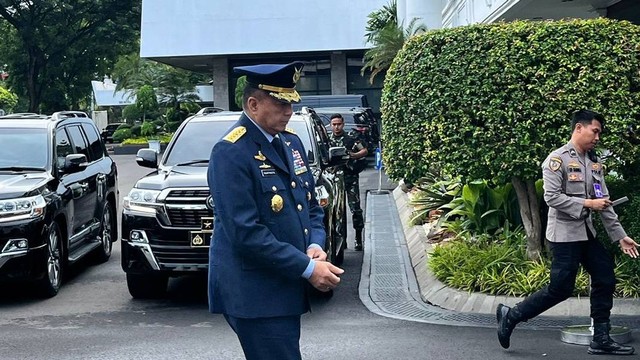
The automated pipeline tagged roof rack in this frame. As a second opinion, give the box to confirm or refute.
[51,111,89,121]
[196,107,225,115]
[0,113,48,119]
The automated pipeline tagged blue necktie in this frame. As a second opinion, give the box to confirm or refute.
[272,135,287,164]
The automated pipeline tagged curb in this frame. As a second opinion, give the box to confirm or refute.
[392,187,640,317]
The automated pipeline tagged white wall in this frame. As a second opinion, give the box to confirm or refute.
[141,0,388,57]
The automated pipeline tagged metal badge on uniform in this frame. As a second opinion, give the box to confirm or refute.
[291,149,307,175]
[594,183,603,198]
[261,168,276,177]
[569,148,577,157]
[254,151,267,161]
[568,173,583,182]
[271,194,284,212]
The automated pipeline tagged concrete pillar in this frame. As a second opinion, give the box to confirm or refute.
[330,52,347,95]
[212,57,229,110]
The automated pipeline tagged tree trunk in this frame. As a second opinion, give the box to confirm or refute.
[511,177,542,260]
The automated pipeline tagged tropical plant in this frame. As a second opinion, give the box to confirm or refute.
[0,86,18,112]
[136,85,158,123]
[408,172,461,225]
[235,76,247,109]
[362,0,426,84]
[383,19,640,259]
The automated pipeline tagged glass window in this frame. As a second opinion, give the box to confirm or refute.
[0,128,47,169]
[164,120,236,166]
[347,57,384,116]
[81,123,104,160]
[55,129,74,170]
[66,125,91,161]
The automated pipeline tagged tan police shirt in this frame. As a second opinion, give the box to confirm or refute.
[541,141,626,243]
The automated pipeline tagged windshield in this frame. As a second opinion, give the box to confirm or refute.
[0,128,48,169]
[163,118,316,166]
[163,120,236,166]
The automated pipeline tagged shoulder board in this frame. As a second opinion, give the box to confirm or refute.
[223,126,246,143]
[284,127,296,134]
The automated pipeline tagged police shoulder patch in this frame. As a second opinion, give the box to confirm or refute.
[549,157,562,171]
[284,127,296,134]
[223,126,246,143]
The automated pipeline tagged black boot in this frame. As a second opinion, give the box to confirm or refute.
[588,322,635,355]
[496,304,521,349]
[354,229,363,251]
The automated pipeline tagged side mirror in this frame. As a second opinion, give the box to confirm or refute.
[328,146,349,167]
[136,148,158,169]
[63,154,88,174]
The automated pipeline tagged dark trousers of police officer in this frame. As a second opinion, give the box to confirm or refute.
[344,171,364,251]
[497,226,634,355]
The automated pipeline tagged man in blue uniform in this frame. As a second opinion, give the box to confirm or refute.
[207,62,344,360]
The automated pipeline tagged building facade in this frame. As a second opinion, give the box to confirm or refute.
[140,0,639,111]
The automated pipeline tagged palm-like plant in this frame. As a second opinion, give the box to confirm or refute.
[362,17,427,84]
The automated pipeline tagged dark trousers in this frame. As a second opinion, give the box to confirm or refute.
[224,314,302,360]
[344,172,364,230]
[516,229,616,323]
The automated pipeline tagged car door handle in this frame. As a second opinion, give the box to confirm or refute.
[97,174,106,182]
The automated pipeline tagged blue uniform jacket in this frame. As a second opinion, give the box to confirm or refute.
[207,114,326,318]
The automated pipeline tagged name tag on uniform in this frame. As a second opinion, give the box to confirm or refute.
[594,183,603,198]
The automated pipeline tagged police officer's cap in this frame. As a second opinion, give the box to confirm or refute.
[234,61,304,104]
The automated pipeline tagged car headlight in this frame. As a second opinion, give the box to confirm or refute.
[0,195,46,222]
[123,189,162,215]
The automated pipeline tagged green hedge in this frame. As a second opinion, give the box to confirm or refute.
[382,18,640,184]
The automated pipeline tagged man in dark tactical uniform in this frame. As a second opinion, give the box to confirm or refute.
[496,109,638,356]
[328,113,368,251]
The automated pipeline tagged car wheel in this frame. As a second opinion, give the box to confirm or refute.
[94,202,114,263]
[126,273,168,299]
[36,222,63,298]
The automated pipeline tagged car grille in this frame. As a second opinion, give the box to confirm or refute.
[164,188,212,228]
[151,244,209,266]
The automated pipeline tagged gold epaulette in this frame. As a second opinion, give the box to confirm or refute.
[284,127,296,134]
[223,126,246,143]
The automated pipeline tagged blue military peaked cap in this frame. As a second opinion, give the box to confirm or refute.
[234,61,304,103]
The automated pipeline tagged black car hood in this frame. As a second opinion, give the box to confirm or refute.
[0,172,51,199]
[134,165,209,190]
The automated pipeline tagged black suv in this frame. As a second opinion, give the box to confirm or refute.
[0,111,119,297]
[100,122,125,143]
[121,108,348,298]
[313,106,381,153]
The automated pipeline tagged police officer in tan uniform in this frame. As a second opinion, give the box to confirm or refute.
[496,110,639,356]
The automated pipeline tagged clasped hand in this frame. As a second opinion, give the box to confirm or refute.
[306,248,344,292]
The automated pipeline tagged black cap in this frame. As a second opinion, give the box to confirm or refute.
[234,61,304,103]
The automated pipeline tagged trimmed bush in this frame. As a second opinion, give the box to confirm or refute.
[140,121,156,136]
[130,125,141,137]
[383,18,640,184]
[112,128,132,143]
[0,86,18,112]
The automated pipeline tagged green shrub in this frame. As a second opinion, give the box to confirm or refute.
[112,128,132,143]
[122,104,143,123]
[383,18,640,184]
[427,229,634,297]
[130,125,141,137]
[0,87,18,112]
[153,119,165,132]
[140,121,156,136]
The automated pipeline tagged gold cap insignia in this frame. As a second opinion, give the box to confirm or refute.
[271,194,284,212]
[254,151,266,161]
[223,126,246,143]
[293,66,302,84]
[549,157,562,172]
